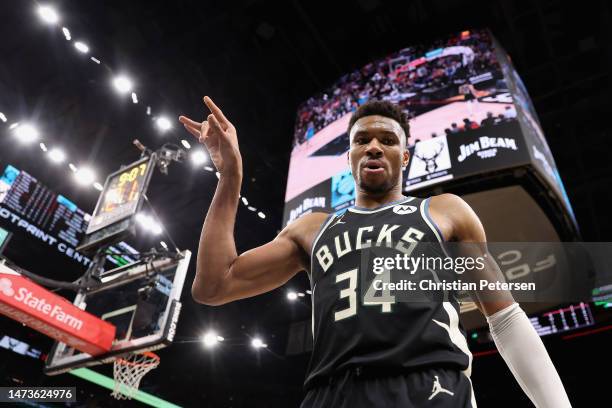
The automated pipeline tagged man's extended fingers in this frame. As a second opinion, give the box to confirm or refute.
[180,115,213,143]
[179,115,202,129]
[200,121,210,139]
[183,123,201,139]
[203,96,229,126]
[208,114,224,134]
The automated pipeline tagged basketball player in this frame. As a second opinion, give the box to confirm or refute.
[179,98,571,407]
[458,83,479,117]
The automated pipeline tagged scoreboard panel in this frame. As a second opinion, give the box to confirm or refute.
[0,164,89,247]
[86,156,154,235]
[0,163,138,273]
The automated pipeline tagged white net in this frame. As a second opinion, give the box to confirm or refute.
[112,351,160,400]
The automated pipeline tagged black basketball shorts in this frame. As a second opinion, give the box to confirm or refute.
[301,367,476,408]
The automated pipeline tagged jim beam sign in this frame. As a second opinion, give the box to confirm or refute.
[457,136,518,162]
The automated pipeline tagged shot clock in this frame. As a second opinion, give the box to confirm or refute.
[77,154,156,253]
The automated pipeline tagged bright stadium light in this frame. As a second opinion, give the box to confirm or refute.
[298,292,305,297]
[191,150,207,166]
[68,163,77,172]
[136,213,163,235]
[160,241,168,250]
[112,75,133,94]
[48,148,66,163]
[38,5,59,24]
[93,182,103,191]
[151,222,163,235]
[0,112,6,122]
[247,206,256,212]
[74,41,89,53]
[62,27,71,40]
[251,337,267,349]
[155,116,172,132]
[306,290,312,295]
[241,197,248,206]
[39,143,48,152]
[287,291,298,301]
[74,167,95,186]
[9,122,19,130]
[202,331,221,348]
[257,211,266,219]
[131,92,138,104]
[135,213,148,225]
[14,123,39,144]
[181,139,191,149]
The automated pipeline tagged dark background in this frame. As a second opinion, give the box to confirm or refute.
[0,0,611,407]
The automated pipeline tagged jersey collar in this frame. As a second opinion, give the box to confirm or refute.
[348,196,415,214]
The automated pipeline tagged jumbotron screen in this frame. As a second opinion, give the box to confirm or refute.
[284,29,523,226]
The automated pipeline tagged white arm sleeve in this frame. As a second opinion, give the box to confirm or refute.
[486,303,571,408]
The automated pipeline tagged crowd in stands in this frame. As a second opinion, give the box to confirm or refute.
[294,30,502,146]
[424,105,518,143]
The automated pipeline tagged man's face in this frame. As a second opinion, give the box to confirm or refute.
[349,115,409,195]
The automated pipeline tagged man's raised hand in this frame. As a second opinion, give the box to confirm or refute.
[179,96,242,177]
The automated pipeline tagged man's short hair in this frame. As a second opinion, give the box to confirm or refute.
[347,100,410,145]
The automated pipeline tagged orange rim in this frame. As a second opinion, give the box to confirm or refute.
[116,351,160,367]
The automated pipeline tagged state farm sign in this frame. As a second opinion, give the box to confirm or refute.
[1,278,83,330]
[0,266,115,356]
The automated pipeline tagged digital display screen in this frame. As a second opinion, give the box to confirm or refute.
[283,29,527,225]
[86,156,152,235]
[0,226,10,254]
[592,284,612,310]
[468,302,596,344]
[529,303,595,337]
[491,36,576,224]
[0,163,138,272]
[0,334,43,360]
[0,164,89,247]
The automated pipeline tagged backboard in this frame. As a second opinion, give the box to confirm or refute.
[44,250,191,375]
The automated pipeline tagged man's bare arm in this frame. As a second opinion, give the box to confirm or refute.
[430,193,571,407]
[193,210,326,306]
[180,97,327,305]
[429,193,513,315]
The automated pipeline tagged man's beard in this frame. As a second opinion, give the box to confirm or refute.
[358,176,397,195]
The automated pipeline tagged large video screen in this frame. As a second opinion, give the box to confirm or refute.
[284,29,529,225]
[0,163,139,278]
[490,36,576,224]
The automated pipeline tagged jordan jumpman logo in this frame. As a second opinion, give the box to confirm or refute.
[428,375,454,400]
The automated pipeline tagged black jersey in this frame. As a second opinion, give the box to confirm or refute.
[459,84,475,101]
[304,196,472,390]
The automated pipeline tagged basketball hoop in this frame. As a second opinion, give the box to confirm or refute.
[111,351,160,400]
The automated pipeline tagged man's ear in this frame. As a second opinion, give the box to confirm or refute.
[345,151,351,173]
[402,149,410,169]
